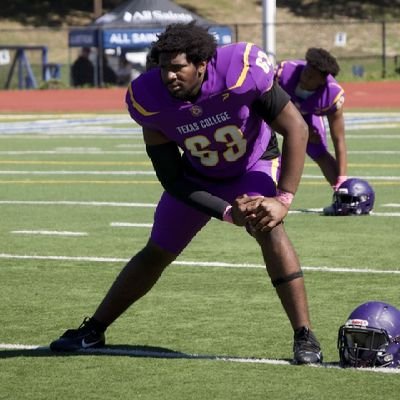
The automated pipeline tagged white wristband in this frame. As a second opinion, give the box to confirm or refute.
[222,205,233,223]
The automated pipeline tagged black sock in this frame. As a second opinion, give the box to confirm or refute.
[88,317,108,333]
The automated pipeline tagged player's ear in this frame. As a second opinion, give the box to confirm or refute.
[198,61,207,76]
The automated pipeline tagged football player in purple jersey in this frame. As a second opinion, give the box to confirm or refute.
[275,48,348,213]
[50,23,322,364]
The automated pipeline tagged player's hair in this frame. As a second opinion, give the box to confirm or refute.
[305,48,340,77]
[149,22,217,65]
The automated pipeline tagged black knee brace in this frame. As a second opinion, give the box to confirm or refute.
[271,270,304,287]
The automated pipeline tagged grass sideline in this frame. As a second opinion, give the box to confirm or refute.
[0,112,399,399]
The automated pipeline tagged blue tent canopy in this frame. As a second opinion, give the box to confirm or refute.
[68,0,233,49]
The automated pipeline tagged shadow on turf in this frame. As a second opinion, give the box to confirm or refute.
[0,343,292,364]
[5,345,400,373]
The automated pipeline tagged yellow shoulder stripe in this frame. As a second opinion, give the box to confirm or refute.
[320,88,344,112]
[228,42,253,90]
[127,85,159,117]
[332,88,345,105]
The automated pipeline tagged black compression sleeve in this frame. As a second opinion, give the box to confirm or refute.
[146,142,230,220]
[252,81,290,124]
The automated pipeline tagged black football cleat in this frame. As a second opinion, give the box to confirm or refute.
[50,317,105,352]
[293,326,323,365]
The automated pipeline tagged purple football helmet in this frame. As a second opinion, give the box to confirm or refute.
[338,301,400,368]
[332,178,375,215]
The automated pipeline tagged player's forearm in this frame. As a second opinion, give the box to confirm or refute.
[146,143,230,220]
[334,139,348,177]
[167,181,229,220]
[278,130,307,194]
[329,111,347,168]
[270,103,308,195]
[330,119,348,177]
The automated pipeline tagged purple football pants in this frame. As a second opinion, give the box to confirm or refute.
[303,114,328,160]
[150,157,281,254]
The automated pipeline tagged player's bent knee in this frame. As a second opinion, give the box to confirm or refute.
[271,270,304,287]
[141,240,178,266]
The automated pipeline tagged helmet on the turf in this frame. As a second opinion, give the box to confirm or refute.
[332,178,375,215]
[338,301,400,368]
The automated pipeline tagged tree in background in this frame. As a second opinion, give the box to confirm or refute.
[1,0,400,26]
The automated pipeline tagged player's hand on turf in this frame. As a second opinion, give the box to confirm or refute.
[231,194,264,226]
[246,197,288,232]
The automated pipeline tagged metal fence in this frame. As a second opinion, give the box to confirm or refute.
[233,20,400,80]
[0,20,399,89]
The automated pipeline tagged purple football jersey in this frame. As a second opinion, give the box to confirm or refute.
[275,60,345,116]
[126,42,275,179]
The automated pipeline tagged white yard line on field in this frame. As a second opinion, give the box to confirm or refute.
[369,212,400,217]
[302,175,400,181]
[0,149,399,156]
[0,200,157,207]
[0,150,146,155]
[346,128,400,133]
[0,135,138,139]
[1,200,399,217]
[348,150,400,154]
[0,172,398,180]
[0,253,399,275]
[289,209,400,217]
[0,343,398,374]
[0,170,155,175]
[0,113,128,120]
[110,222,153,228]
[11,230,88,236]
